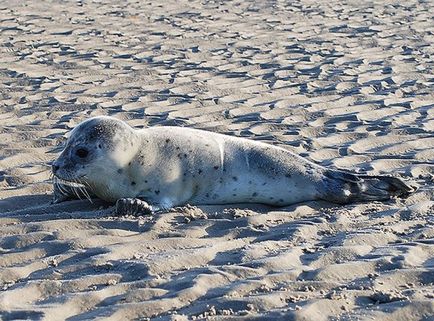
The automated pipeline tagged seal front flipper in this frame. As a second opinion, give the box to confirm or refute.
[115,198,155,216]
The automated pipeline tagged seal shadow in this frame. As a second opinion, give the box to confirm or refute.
[1,310,44,321]
[195,201,334,239]
[0,194,111,221]
[0,194,53,214]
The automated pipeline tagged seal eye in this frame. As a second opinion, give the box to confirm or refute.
[76,148,88,158]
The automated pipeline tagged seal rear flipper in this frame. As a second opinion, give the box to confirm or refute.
[321,170,417,204]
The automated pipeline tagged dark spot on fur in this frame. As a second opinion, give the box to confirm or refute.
[177,153,182,158]
[252,192,258,197]
[285,173,292,178]
[205,193,210,198]
[262,182,267,185]
[198,169,202,174]
[165,139,170,143]
[176,146,180,150]
[232,176,238,181]
[98,144,102,148]
[131,181,136,185]
[117,169,123,174]
[279,199,284,202]
[248,180,252,184]
[128,162,131,166]
[183,172,187,176]
[214,166,219,170]
[155,190,160,195]
[270,197,274,200]
[144,180,148,183]
[192,184,199,195]
[219,178,223,183]
[233,193,237,196]
[183,153,187,158]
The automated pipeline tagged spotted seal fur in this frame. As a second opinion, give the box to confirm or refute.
[52,116,415,214]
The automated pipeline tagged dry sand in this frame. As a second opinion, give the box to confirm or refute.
[0,0,433,320]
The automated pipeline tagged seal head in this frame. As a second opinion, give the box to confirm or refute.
[52,116,139,201]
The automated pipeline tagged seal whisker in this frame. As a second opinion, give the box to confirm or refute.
[79,186,90,202]
[54,177,67,196]
[74,178,85,201]
[73,176,92,203]
[80,180,93,204]
[83,181,95,204]
[68,175,82,200]
[54,180,62,195]
[59,183,68,196]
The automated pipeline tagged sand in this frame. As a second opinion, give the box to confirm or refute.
[0,0,433,320]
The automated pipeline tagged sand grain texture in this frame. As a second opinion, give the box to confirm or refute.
[0,0,433,320]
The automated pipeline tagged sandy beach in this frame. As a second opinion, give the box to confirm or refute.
[0,0,433,320]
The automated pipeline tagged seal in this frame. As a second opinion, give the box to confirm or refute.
[52,116,415,215]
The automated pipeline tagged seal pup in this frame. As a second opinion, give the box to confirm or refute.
[52,116,415,215]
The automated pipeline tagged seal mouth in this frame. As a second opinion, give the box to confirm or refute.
[52,174,93,203]
[54,177,87,188]
[51,172,86,188]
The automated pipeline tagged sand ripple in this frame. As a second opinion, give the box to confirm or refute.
[1,0,433,320]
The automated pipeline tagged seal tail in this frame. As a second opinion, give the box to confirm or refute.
[321,170,416,204]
